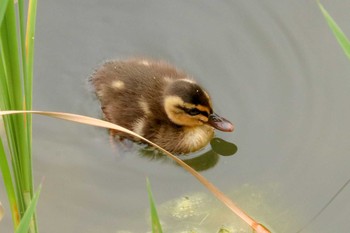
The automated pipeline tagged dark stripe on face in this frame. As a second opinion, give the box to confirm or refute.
[178,106,209,117]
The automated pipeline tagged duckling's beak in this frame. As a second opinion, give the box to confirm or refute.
[207,112,234,132]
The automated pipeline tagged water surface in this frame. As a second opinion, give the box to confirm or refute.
[1,1,350,232]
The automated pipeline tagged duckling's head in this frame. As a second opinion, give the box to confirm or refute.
[163,80,234,132]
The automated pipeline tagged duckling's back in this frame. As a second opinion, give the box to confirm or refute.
[91,59,188,134]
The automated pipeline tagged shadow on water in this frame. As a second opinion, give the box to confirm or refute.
[137,137,238,171]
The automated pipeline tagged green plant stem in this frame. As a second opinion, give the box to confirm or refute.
[15,184,42,233]
[24,0,38,201]
[318,1,350,60]
[0,15,27,216]
[146,178,163,233]
[0,0,10,25]
[0,139,20,227]
[0,0,37,231]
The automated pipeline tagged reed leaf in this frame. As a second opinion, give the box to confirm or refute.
[0,0,10,26]
[22,1,37,189]
[146,178,163,233]
[24,0,38,110]
[318,1,350,60]
[15,183,42,233]
[0,137,20,226]
[0,0,28,223]
[23,6,37,231]
[0,0,38,231]
[0,110,271,233]
[18,0,27,85]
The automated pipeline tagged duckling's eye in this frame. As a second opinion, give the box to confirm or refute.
[187,108,201,116]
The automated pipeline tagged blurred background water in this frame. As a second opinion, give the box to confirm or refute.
[1,1,350,232]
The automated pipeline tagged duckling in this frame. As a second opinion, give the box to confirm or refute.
[91,58,234,154]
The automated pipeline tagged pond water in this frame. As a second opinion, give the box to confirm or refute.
[1,1,350,232]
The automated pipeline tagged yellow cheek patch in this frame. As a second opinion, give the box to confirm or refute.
[197,115,208,122]
[164,95,210,126]
[195,105,210,114]
[164,96,184,111]
[164,96,185,125]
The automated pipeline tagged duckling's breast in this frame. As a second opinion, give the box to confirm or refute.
[178,125,215,153]
[150,124,214,154]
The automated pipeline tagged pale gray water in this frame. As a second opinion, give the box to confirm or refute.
[1,1,350,232]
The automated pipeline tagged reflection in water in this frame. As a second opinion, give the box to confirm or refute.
[180,150,219,171]
[136,137,237,171]
[210,137,238,156]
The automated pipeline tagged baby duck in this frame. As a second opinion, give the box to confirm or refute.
[91,58,234,154]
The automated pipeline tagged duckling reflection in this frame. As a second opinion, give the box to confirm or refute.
[91,58,234,154]
[137,137,237,171]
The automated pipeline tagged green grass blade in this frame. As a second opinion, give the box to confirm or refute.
[146,178,163,233]
[0,138,20,227]
[23,0,38,185]
[1,1,23,110]
[23,1,38,230]
[0,52,11,109]
[3,0,32,212]
[0,0,10,26]
[18,0,27,88]
[15,183,42,233]
[0,13,17,111]
[24,0,37,111]
[0,4,27,216]
[1,0,37,231]
[318,2,350,60]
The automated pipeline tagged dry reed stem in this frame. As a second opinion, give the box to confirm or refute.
[0,110,271,233]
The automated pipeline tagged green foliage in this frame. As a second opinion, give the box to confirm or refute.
[146,178,163,233]
[15,184,42,233]
[318,1,350,60]
[0,0,38,232]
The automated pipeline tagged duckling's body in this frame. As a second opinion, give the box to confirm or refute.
[91,59,233,154]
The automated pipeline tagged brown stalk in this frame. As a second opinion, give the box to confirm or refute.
[0,110,271,233]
